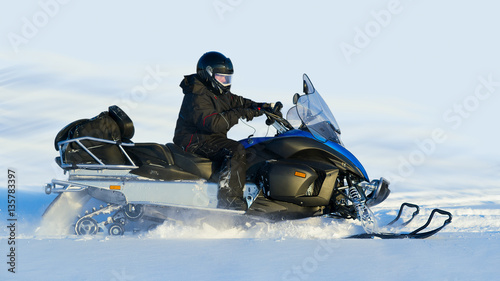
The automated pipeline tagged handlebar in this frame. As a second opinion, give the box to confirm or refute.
[263,102,294,131]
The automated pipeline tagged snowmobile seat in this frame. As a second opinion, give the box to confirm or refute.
[105,105,177,167]
[124,143,174,167]
[125,143,203,181]
[166,143,216,180]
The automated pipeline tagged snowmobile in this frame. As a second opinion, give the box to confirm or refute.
[43,74,451,238]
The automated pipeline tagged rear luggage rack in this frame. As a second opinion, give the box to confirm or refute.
[57,136,138,170]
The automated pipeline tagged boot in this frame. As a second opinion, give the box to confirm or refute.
[217,155,247,211]
[217,180,247,211]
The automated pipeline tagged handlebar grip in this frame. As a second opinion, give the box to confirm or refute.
[273,102,283,114]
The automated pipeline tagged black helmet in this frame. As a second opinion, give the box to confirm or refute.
[197,51,234,94]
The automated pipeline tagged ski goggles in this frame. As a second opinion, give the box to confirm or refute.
[214,73,232,86]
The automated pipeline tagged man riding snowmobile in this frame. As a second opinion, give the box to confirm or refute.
[173,51,274,211]
[44,67,452,238]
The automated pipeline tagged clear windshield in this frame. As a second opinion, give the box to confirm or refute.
[286,74,343,145]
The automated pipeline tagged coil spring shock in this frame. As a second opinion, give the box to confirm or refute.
[347,177,378,234]
[348,185,362,205]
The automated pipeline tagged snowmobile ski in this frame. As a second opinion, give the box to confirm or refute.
[347,202,453,239]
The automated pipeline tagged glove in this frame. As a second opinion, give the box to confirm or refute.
[253,103,273,112]
[234,108,260,121]
[254,102,283,117]
[253,106,265,118]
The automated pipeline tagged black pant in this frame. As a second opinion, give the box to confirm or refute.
[192,136,246,198]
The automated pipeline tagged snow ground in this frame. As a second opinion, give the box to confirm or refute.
[1,0,500,280]
[4,233,500,281]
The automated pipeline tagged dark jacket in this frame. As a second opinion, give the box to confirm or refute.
[173,74,256,152]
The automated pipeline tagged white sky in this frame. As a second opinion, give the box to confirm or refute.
[1,0,499,188]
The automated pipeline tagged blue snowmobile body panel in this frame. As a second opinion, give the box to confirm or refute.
[240,129,369,181]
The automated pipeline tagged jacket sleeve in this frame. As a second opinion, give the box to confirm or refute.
[229,92,256,109]
[192,94,240,134]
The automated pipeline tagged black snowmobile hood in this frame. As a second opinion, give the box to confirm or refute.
[179,74,213,96]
